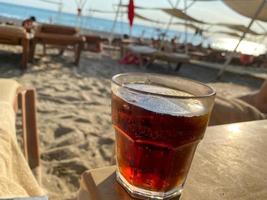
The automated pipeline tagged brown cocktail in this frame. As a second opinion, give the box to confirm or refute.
[112,73,215,199]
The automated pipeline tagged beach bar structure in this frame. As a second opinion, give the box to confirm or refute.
[114,0,267,77]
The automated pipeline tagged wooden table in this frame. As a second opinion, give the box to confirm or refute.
[78,120,267,200]
[124,45,190,70]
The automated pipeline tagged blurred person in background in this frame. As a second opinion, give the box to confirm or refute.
[22,16,37,33]
[210,79,267,125]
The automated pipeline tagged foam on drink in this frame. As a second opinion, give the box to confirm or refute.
[114,83,207,117]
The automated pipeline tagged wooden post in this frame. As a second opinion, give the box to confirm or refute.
[29,39,36,63]
[20,89,41,183]
[25,90,39,167]
[75,42,82,66]
[21,38,29,69]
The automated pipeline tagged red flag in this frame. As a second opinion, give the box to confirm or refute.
[128,0,135,27]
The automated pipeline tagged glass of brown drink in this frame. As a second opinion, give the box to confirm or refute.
[112,73,215,199]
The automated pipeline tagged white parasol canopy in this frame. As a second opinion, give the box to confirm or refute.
[224,0,267,22]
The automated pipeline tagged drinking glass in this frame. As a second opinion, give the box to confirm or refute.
[111,73,215,199]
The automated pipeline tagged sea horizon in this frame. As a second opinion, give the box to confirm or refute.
[0,2,184,39]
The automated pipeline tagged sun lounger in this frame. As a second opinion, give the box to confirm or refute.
[0,79,46,198]
[189,51,209,61]
[125,45,190,70]
[0,79,40,182]
[120,38,141,57]
[125,45,157,55]
[29,24,84,66]
[149,51,190,70]
[0,25,30,69]
[82,35,103,53]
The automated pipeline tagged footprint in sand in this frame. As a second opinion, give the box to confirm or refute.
[48,159,88,189]
[93,114,107,125]
[60,114,77,119]
[59,95,81,102]
[84,101,102,106]
[98,137,115,161]
[99,144,114,161]
[80,91,91,102]
[38,103,58,113]
[75,117,91,123]
[51,159,88,176]
[54,85,66,92]
[54,125,75,138]
[42,96,67,104]
[50,131,85,148]
[41,174,71,195]
[98,137,114,145]
[91,80,98,87]
[79,85,92,90]
[41,146,80,161]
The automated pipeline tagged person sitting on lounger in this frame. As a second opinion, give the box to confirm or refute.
[210,79,267,125]
[239,80,267,113]
[22,16,37,33]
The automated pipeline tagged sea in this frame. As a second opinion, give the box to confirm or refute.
[0,2,266,56]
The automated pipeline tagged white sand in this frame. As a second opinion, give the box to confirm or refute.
[0,44,255,199]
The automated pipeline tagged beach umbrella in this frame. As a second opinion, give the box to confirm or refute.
[135,13,163,24]
[88,9,118,14]
[216,23,261,36]
[74,0,87,29]
[163,0,181,41]
[224,0,267,22]
[75,0,87,16]
[109,0,122,43]
[217,0,266,79]
[135,13,191,26]
[213,31,242,38]
[128,0,135,28]
[161,8,206,24]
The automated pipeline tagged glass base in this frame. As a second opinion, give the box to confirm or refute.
[116,171,183,200]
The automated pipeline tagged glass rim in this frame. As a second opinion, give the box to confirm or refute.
[112,73,216,99]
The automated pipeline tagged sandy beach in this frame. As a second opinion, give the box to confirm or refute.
[0,43,263,199]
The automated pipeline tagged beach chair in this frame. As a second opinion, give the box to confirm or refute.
[148,51,190,71]
[120,38,141,58]
[0,25,30,69]
[0,79,40,182]
[189,51,210,61]
[82,35,102,53]
[29,23,84,66]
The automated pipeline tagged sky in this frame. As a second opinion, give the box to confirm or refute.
[0,0,250,23]
[0,0,266,34]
